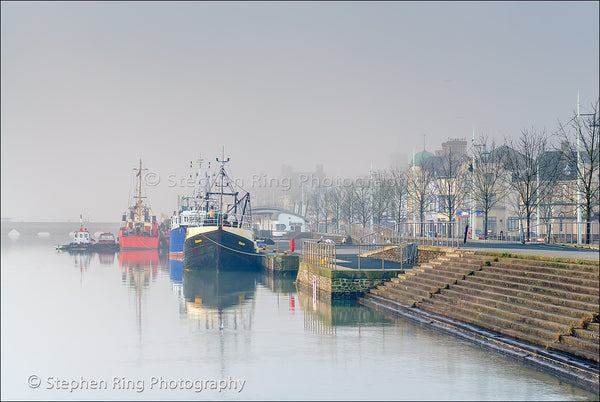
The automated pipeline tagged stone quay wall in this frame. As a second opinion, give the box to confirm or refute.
[416,245,456,264]
[261,254,299,276]
[297,260,403,300]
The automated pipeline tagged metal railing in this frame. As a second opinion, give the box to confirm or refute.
[183,211,254,231]
[360,221,460,248]
[499,221,599,245]
[302,240,337,270]
[356,242,415,270]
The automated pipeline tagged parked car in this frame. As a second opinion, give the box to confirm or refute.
[467,228,484,240]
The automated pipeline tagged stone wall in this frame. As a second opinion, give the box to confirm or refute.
[366,243,418,264]
[261,254,299,276]
[296,262,332,300]
[330,276,388,298]
[416,246,456,264]
[296,260,403,300]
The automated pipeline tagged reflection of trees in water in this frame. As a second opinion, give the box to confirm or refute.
[182,269,260,330]
[261,271,297,294]
[297,290,336,336]
[296,289,395,335]
[304,309,337,336]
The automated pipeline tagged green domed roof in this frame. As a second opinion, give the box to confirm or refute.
[412,149,434,167]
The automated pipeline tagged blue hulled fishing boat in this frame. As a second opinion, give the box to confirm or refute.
[169,157,212,259]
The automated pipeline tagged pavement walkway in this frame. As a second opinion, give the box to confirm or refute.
[458,242,599,261]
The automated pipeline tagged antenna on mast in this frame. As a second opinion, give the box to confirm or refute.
[137,159,142,208]
[216,146,230,227]
[132,159,148,222]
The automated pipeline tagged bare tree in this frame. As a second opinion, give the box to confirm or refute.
[305,187,323,232]
[353,177,373,230]
[319,189,331,233]
[407,163,435,236]
[340,183,356,235]
[557,99,600,244]
[537,183,561,243]
[503,129,562,242]
[388,166,409,225]
[431,151,470,238]
[372,170,393,226]
[328,185,344,233]
[472,137,504,239]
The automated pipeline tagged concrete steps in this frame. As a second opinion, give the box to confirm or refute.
[469,270,599,297]
[418,301,597,361]
[453,277,598,312]
[485,262,599,283]
[433,288,583,329]
[493,258,599,273]
[446,282,596,319]
[465,275,598,304]
[392,269,471,287]
[363,250,600,363]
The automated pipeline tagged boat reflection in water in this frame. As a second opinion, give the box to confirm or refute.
[119,250,161,334]
[97,250,117,265]
[182,265,260,330]
[59,248,118,266]
[170,259,183,285]
[67,250,92,285]
[169,259,186,314]
[119,250,159,285]
[69,250,92,271]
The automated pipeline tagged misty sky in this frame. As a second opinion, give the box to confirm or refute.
[1,1,599,222]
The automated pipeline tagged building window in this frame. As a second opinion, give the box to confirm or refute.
[507,217,519,232]
[485,216,497,235]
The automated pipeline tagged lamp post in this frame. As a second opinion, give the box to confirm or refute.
[472,130,475,237]
[577,94,599,245]
[576,92,582,244]
[536,161,540,240]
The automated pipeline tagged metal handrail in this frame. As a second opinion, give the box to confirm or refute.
[357,241,417,270]
[360,221,460,248]
[301,240,337,270]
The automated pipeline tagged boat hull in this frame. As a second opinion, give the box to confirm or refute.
[119,234,160,250]
[94,242,119,252]
[170,226,186,253]
[56,243,94,252]
[183,226,260,271]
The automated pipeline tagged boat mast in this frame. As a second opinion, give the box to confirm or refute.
[216,147,229,227]
[192,156,205,209]
[137,159,143,222]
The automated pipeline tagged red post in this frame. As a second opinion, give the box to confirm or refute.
[290,239,295,252]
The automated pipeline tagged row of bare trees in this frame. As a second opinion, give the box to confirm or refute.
[300,101,599,243]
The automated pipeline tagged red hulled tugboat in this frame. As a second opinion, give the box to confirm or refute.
[118,159,161,250]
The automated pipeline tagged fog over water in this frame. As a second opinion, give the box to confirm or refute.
[1,226,597,400]
[1,1,598,221]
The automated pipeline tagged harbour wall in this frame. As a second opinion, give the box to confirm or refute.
[296,261,403,300]
[261,254,299,276]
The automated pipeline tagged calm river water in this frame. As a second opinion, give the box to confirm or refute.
[1,222,597,401]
